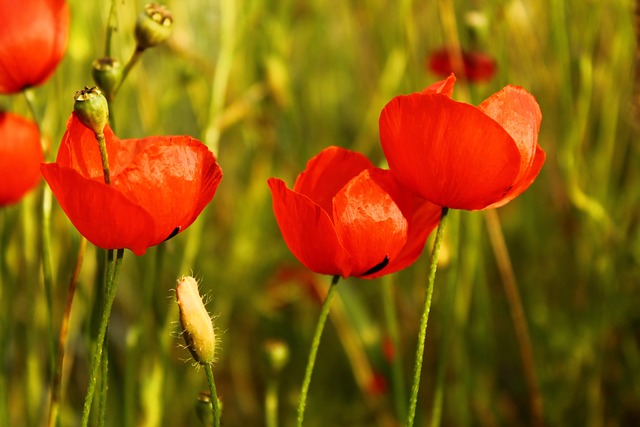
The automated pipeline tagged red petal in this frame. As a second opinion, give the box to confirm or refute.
[484,145,545,209]
[41,164,157,255]
[380,93,521,210]
[332,169,408,277]
[113,135,222,243]
[268,178,352,277]
[0,113,43,205]
[293,146,373,214]
[428,48,496,83]
[421,74,456,97]
[0,0,69,93]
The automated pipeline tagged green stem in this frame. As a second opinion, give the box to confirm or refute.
[95,133,111,185]
[406,207,449,427]
[296,275,340,427]
[97,332,109,427]
[381,275,407,420]
[80,248,124,427]
[204,364,221,427]
[104,0,119,57]
[48,237,87,427]
[265,377,279,427]
[115,48,145,96]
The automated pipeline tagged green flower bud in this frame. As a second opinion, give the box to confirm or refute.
[135,3,173,50]
[196,391,223,427]
[92,57,123,101]
[263,339,290,375]
[73,86,109,136]
[176,276,216,365]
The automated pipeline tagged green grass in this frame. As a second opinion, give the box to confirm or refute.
[1,0,639,426]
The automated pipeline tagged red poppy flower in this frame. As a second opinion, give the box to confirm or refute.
[41,114,223,255]
[267,146,441,279]
[427,47,496,83]
[0,112,44,206]
[0,0,69,94]
[380,74,545,210]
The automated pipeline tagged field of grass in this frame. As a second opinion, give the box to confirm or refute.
[1,0,639,426]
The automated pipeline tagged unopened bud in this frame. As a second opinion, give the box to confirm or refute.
[73,86,109,136]
[92,57,123,101]
[176,276,216,364]
[263,339,289,375]
[135,3,173,50]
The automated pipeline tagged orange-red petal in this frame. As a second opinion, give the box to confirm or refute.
[268,178,353,277]
[332,169,408,277]
[0,113,43,205]
[293,146,374,215]
[380,92,521,210]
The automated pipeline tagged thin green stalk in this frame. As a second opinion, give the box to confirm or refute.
[48,237,87,427]
[296,275,340,427]
[116,48,144,95]
[204,364,221,427]
[406,207,449,427]
[80,248,124,427]
[95,133,111,185]
[104,0,119,57]
[381,275,407,420]
[265,377,279,427]
[98,333,109,427]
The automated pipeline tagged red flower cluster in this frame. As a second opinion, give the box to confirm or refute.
[380,75,544,210]
[41,114,223,255]
[0,0,69,94]
[268,74,544,279]
[427,47,496,83]
[268,147,441,279]
[0,113,44,206]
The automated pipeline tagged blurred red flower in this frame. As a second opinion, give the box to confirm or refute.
[427,47,496,82]
[380,75,545,210]
[0,0,69,94]
[0,112,44,206]
[268,146,441,279]
[41,114,223,255]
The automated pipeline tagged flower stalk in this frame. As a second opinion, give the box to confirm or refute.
[406,207,449,427]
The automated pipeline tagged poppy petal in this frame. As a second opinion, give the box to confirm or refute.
[41,164,157,255]
[421,74,456,97]
[484,145,546,209]
[293,146,374,215]
[332,169,408,277]
[268,178,353,277]
[380,93,521,210]
[479,85,542,182]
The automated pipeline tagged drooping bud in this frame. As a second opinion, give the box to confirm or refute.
[92,57,123,101]
[135,3,173,50]
[176,276,216,364]
[73,86,109,136]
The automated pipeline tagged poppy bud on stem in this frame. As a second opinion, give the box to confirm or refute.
[73,87,111,184]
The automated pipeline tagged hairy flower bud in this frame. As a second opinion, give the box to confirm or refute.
[176,276,216,364]
[92,57,122,101]
[73,86,109,136]
[135,3,173,50]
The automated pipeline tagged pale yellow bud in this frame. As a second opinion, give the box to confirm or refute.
[176,276,216,364]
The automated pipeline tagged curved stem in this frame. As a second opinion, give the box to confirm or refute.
[204,364,221,427]
[296,275,340,427]
[115,48,144,96]
[484,209,544,427]
[406,207,449,427]
[47,237,87,427]
[80,248,124,427]
[104,0,119,57]
[94,133,111,185]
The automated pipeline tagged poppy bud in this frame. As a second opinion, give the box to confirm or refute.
[73,86,109,137]
[195,391,222,426]
[176,276,216,365]
[92,57,122,101]
[135,3,173,50]
[263,339,290,375]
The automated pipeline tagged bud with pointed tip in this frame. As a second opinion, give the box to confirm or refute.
[73,86,109,136]
[176,276,216,365]
[135,3,173,50]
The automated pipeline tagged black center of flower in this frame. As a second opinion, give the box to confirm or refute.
[164,226,181,241]
[361,256,390,276]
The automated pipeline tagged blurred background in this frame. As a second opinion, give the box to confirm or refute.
[1,0,638,426]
